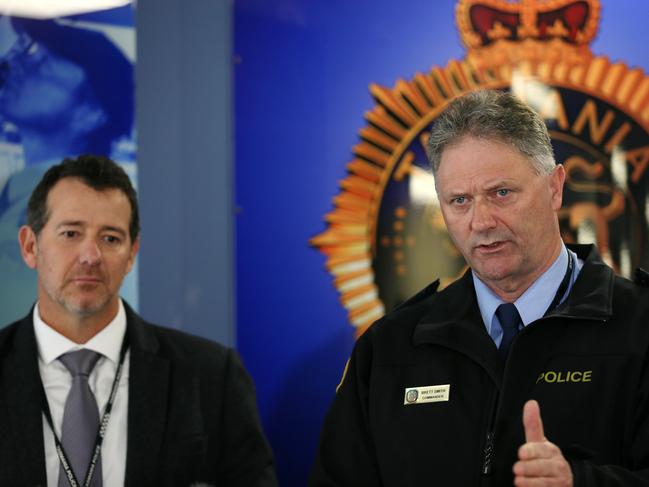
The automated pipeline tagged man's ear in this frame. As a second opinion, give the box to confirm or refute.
[550,164,566,211]
[125,236,140,274]
[18,225,38,269]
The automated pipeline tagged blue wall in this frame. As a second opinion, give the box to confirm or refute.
[137,0,234,346]
[233,3,460,484]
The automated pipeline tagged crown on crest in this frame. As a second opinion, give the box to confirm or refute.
[456,0,600,65]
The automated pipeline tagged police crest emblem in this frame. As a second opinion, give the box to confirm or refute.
[312,0,649,335]
[405,389,419,404]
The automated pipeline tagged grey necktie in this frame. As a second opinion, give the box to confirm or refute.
[58,349,103,487]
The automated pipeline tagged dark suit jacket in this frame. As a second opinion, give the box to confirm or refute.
[0,302,278,487]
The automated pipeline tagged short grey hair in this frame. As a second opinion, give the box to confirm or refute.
[427,90,555,175]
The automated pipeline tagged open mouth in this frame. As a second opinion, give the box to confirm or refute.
[476,241,507,252]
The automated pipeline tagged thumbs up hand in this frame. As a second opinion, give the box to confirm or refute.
[513,400,573,486]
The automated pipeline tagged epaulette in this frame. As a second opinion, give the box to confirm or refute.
[393,279,440,312]
[634,267,649,287]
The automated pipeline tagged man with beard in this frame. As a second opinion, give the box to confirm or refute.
[310,90,649,486]
[0,154,277,487]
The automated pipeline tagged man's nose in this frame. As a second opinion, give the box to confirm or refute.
[470,199,497,232]
[78,238,101,265]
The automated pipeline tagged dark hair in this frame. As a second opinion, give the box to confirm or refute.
[10,17,134,154]
[27,154,140,241]
[427,90,555,175]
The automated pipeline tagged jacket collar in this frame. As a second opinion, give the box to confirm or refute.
[412,266,503,383]
[548,244,613,321]
[122,301,170,487]
[411,244,613,381]
[2,312,48,486]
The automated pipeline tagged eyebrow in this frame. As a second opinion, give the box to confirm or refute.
[444,190,467,199]
[56,221,128,236]
[441,179,518,197]
[484,181,508,191]
[483,179,517,191]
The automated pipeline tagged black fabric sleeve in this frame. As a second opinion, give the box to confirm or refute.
[309,332,383,487]
[219,348,279,487]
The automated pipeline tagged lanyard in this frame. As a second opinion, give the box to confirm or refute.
[40,335,129,487]
[543,248,575,316]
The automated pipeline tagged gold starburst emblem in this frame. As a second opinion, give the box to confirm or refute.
[312,0,649,336]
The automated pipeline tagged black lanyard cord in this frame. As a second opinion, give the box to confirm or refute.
[40,335,129,487]
[543,248,575,317]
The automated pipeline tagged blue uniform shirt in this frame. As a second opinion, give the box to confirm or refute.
[472,245,583,348]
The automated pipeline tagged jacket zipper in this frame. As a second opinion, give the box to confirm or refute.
[481,387,499,475]
[480,326,523,477]
[478,315,595,477]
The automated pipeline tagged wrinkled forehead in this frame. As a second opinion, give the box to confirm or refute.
[434,136,540,190]
[439,134,530,163]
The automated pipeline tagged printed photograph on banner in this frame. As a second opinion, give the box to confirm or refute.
[0,7,136,327]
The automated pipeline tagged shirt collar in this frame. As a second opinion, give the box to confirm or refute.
[473,244,569,334]
[33,300,127,365]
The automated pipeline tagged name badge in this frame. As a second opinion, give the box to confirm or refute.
[403,384,450,405]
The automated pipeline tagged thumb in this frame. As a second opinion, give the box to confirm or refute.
[523,399,546,443]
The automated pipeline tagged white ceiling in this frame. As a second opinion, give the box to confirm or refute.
[0,0,131,19]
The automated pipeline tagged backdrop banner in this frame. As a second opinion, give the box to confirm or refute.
[0,6,136,327]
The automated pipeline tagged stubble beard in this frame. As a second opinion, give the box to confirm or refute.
[61,289,112,318]
[47,279,114,320]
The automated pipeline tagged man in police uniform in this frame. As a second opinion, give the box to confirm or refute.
[310,90,649,486]
[0,155,278,486]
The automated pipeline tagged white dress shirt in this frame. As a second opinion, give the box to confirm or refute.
[34,300,129,487]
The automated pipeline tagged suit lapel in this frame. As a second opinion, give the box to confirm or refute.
[124,306,170,487]
[1,316,47,485]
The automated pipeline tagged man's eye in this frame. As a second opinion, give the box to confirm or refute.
[62,230,77,238]
[452,196,466,205]
[104,235,121,244]
[496,188,510,197]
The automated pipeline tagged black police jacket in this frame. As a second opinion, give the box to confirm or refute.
[310,244,649,486]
